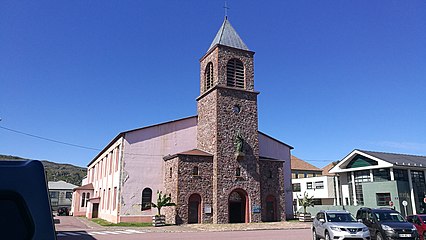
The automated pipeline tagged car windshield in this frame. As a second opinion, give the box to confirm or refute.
[326,213,357,222]
[374,212,405,222]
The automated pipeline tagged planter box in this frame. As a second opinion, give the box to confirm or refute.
[152,215,166,227]
[298,213,312,222]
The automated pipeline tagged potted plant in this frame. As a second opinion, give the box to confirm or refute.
[297,191,315,222]
[151,191,176,227]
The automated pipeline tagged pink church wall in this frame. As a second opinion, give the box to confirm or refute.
[120,117,197,217]
[258,132,293,219]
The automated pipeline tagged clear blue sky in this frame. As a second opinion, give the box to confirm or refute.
[1,0,425,168]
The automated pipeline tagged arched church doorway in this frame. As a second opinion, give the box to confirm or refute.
[228,189,248,223]
[188,194,201,224]
[265,195,277,222]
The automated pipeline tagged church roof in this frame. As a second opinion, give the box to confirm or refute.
[208,17,249,52]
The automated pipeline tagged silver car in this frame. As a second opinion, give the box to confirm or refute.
[312,210,370,240]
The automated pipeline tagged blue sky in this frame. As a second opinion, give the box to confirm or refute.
[1,0,425,168]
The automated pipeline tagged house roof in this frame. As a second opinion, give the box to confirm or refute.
[208,17,249,52]
[74,183,93,191]
[48,180,78,190]
[322,162,338,176]
[291,156,322,171]
[359,150,426,167]
[163,149,213,161]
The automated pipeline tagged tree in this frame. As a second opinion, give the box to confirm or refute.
[151,191,176,216]
[298,191,315,214]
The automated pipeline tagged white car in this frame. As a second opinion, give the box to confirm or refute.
[312,210,370,240]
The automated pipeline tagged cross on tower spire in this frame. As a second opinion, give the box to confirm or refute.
[224,1,229,19]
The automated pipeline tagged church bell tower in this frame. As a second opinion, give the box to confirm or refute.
[196,17,261,224]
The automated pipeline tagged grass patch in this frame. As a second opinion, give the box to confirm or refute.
[91,218,152,227]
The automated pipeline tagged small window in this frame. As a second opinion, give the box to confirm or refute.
[306,182,313,189]
[49,191,59,199]
[86,193,90,207]
[226,58,244,88]
[66,192,72,199]
[205,62,214,91]
[81,193,86,207]
[376,193,391,206]
[292,183,301,192]
[268,170,273,178]
[236,167,241,177]
[169,167,172,178]
[141,188,152,211]
[315,181,324,189]
[192,166,199,176]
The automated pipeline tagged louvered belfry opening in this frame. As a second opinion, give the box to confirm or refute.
[226,58,244,88]
[204,62,214,91]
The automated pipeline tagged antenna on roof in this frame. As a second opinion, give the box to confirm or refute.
[224,1,229,19]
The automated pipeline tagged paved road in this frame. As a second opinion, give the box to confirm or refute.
[57,229,311,240]
[55,216,312,240]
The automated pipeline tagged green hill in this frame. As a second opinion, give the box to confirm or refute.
[0,154,87,186]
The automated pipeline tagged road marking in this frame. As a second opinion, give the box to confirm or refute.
[57,230,146,238]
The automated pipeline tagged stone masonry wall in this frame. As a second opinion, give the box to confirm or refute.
[175,155,213,224]
[259,160,286,221]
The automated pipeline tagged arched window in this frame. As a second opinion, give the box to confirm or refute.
[226,58,244,88]
[192,166,199,176]
[141,188,152,211]
[81,193,86,207]
[204,62,213,91]
[86,193,90,207]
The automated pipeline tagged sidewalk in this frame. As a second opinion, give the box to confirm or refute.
[69,217,311,233]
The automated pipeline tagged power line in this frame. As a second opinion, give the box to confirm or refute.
[0,125,101,151]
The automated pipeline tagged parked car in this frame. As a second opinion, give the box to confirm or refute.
[407,214,426,240]
[356,207,419,240]
[312,210,370,240]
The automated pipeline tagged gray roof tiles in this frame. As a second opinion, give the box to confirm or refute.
[360,150,426,167]
[208,18,249,52]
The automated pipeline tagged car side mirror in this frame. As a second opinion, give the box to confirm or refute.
[357,219,363,223]
[319,219,325,223]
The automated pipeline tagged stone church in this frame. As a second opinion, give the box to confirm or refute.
[71,17,293,224]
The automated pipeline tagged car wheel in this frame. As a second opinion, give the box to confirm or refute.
[376,232,384,240]
[312,229,319,240]
[325,231,331,240]
[422,231,426,240]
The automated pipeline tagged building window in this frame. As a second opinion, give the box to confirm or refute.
[49,191,59,199]
[141,188,152,211]
[86,193,90,207]
[373,169,391,182]
[376,193,391,206]
[354,170,371,205]
[81,193,86,207]
[293,172,299,179]
[205,62,213,91]
[394,169,409,181]
[113,187,117,210]
[315,181,324,189]
[268,170,273,178]
[226,58,244,88]
[169,167,172,178]
[236,167,241,177]
[66,192,72,199]
[307,182,313,189]
[292,183,301,192]
[192,166,199,176]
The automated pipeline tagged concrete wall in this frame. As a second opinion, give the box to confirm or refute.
[120,117,197,219]
[258,133,292,219]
